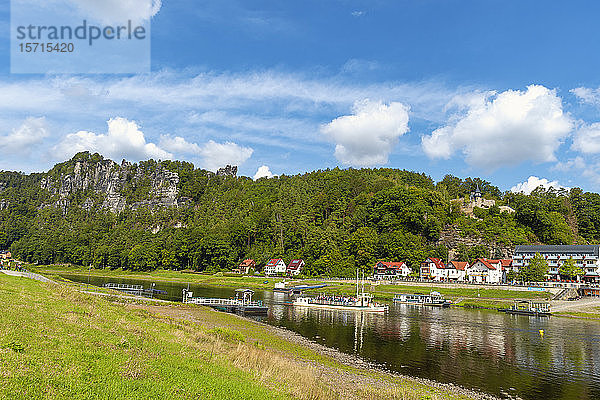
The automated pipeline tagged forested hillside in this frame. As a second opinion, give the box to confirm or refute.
[1,152,600,276]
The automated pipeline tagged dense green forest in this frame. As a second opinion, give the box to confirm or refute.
[1,152,599,277]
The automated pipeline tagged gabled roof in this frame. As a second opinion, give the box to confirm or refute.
[265,258,284,266]
[239,259,255,267]
[500,259,512,268]
[472,258,500,270]
[375,261,406,269]
[424,257,445,268]
[288,259,304,269]
[447,261,468,270]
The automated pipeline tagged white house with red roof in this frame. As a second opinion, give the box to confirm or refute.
[466,259,505,283]
[264,258,286,276]
[420,257,446,281]
[444,261,469,281]
[287,259,305,276]
[373,261,412,279]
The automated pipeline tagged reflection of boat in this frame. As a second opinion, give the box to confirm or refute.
[393,291,451,307]
[293,271,387,313]
[183,288,268,314]
[499,300,551,316]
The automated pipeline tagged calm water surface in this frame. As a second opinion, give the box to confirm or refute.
[62,274,600,400]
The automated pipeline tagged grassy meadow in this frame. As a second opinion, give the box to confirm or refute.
[0,274,481,400]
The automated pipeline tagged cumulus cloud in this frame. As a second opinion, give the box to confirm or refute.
[511,176,567,195]
[159,135,203,155]
[572,123,600,154]
[253,165,275,180]
[422,85,574,170]
[159,135,254,171]
[321,99,410,167]
[198,141,254,171]
[53,117,172,161]
[0,117,49,155]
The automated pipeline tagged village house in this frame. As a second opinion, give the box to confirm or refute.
[465,259,508,283]
[264,258,286,276]
[233,259,256,274]
[444,261,469,281]
[373,261,412,280]
[420,257,446,281]
[286,259,305,276]
[0,251,11,260]
[512,245,600,282]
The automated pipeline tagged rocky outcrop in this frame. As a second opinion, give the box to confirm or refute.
[40,155,183,213]
[216,165,237,177]
[436,225,513,260]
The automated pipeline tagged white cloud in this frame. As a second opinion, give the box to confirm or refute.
[321,99,410,167]
[571,87,600,106]
[159,135,203,155]
[0,117,48,155]
[73,0,161,23]
[422,85,574,170]
[198,140,253,171]
[53,117,172,162]
[253,165,275,180]
[511,176,567,195]
[572,122,600,154]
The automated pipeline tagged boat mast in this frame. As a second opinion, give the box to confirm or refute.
[356,269,359,298]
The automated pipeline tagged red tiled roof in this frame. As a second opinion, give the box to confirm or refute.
[448,261,468,270]
[375,261,406,269]
[500,259,512,267]
[474,258,500,270]
[288,259,304,270]
[425,257,445,268]
[239,259,255,267]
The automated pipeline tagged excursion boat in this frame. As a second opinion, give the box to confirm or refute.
[393,291,452,307]
[293,271,388,313]
[499,300,551,317]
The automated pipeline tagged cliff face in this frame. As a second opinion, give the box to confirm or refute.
[39,154,181,213]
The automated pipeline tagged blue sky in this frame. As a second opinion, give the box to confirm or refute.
[3,0,600,193]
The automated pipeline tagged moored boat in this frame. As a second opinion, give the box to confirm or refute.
[292,271,388,313]
[393,291,452,307]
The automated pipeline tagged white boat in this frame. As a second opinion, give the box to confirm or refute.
[393,291,451,307]
[293,271,388,313]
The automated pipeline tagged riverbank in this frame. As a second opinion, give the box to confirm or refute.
[0,273,491,400]
[34,265,553,310]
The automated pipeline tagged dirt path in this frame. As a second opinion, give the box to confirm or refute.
[551,298,600,313]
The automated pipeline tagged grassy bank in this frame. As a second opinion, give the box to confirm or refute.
[0,274,481,400]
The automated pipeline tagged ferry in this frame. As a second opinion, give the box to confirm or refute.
[292,271,388,313]
[393,291,452,307]
[499,300,551,317]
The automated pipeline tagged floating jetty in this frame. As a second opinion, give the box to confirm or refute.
[182,288,268,314]
[103,283,167,297]
[499,300,552,317]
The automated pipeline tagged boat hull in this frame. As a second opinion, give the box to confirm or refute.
[394,300,451,308]
[293,302,387,312]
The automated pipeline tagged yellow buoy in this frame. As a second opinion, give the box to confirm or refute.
[539,329,544,336]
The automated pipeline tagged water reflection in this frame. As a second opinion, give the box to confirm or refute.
[62,274,600,400]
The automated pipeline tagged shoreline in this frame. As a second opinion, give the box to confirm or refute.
[38,267,553,308]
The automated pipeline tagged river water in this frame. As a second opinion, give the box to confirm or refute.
[62,273,600,400]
